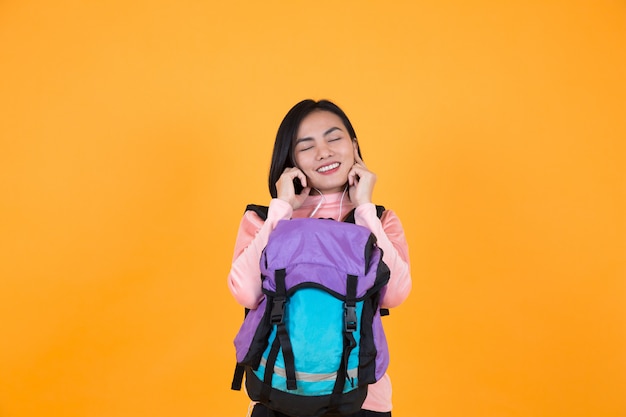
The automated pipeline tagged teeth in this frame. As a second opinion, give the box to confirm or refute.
[318,163,340,173]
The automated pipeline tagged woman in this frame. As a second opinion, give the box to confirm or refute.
[228,99,412,417]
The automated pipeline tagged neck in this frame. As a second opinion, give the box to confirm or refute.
[307,185,349,220]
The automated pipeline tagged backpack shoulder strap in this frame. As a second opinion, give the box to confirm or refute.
[343,204,390,318]
[245,204,269,221]
[343,204,386,223]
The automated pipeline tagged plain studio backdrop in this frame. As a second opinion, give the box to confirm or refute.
[0,1,624,416]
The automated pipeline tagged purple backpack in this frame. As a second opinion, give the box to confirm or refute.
[232,214,390,417]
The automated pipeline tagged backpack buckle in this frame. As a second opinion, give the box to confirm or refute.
[344,305,357,332]
[271,297,286,324]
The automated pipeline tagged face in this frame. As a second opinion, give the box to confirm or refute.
[293,110,358,194]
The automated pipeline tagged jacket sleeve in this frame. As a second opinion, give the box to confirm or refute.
[227,199,293,309]
[354,203,412,308]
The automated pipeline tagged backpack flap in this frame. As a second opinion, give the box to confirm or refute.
[261,218,388,298]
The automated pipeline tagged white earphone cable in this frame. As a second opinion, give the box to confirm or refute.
[308,188,325,218]
[338,184,348,221]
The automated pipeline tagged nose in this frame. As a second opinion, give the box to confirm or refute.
[316,142,333,160]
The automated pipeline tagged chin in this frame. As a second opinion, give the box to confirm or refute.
[318,184,348,194]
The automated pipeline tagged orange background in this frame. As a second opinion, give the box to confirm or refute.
[1,1,625,416]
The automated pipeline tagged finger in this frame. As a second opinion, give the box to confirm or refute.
[297,171,307,188]
[283,167,307,187]
[350,163,367,177]
[347,166,359,187]
[288,167,307,187]
[353,149,366,167]
[283,166,302,175]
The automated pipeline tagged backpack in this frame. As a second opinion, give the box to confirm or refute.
[231,205,390,417]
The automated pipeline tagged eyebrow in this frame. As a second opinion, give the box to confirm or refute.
[295,127,344,144]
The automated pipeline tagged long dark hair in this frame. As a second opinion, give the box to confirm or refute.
[268,99,362,197]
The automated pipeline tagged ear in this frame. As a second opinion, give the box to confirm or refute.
[352,138,359,154]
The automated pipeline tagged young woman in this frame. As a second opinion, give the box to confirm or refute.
[228,99,412,417]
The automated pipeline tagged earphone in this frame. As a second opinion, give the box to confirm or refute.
[308,188,325,218]
[308,185,349,221]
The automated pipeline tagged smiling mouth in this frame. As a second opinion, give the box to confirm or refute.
[317,162,340,173]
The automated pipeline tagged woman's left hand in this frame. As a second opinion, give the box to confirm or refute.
[348,149,376,206]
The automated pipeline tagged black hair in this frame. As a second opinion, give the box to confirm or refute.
[268,99,362,197]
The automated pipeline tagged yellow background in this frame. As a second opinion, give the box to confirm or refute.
[1,1,624,416]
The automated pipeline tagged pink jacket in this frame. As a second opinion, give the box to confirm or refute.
[228,191,412,412]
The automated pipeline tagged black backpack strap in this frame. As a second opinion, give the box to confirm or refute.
[344,205,391,321]
[262,336,282,403]
[266,269,297,391]
[343,204,386,223]
[231,307,252,391]
[231,364,245,391]
[246,204,269,221]
[375,204,386,219]
[329,274,359,411]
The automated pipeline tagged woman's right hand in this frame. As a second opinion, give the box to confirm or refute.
[276,167,311,210]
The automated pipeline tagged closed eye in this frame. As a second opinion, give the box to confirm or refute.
[295,137,314,152]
